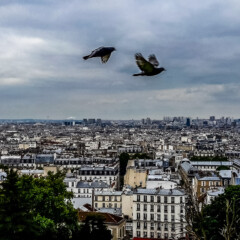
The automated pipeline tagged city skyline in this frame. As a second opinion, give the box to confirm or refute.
[1,0,240,119]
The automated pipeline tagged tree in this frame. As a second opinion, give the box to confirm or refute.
[119,153,130,188]
[216,166,230,171]
[80,213,112,240]
[0,169,40,240]
[190,185,240,240]
[119,153,130,176]
[0,169,81,240]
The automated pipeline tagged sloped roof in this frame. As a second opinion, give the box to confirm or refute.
[78,211,124,224]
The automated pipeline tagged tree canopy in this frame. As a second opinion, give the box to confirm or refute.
[79,213,112,240]
[0,168,84,240]
[191,185,240,240]
[190,156,228,162]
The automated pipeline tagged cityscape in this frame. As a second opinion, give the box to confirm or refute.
[1,0,240,239]
[0,116,240,239]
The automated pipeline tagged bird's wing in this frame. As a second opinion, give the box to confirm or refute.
[101,54,111,63]
[89,47,104,57]
[148,54,159,67]
[135,53,154,73]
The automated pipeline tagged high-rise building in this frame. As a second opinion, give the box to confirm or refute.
[209,116,215,121]
[186,118,191,127]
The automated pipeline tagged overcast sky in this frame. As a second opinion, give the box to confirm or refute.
[0,0,240,119]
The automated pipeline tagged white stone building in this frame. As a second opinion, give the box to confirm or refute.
[132,188,187,239]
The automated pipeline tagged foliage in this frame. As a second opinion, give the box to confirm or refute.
[79,213,112,240]
[130,153,151,160]
[119,153,130,188]
[216,166,230,171]
[119,152,130,176]
[191,185,240,240]
[190,156,228,162]
[0,169,40,240]
[0,169,80,240]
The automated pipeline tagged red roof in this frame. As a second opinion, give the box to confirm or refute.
[78,211,124,224]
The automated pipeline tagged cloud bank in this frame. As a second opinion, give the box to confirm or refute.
[0,0,240,119]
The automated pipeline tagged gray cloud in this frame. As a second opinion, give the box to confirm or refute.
[0,0,240,119]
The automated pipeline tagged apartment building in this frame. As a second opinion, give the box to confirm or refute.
[132,188,187,239]
[94,190,122,209]
[192,173,222,198]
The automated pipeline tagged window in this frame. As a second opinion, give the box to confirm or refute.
[157,233,161,238]
[171,197,175,203]
[95,203,98,208]
[144,213,147,220]
[171,205,175,213]
[137,204,140,211]
[151,222,154,230]
[157,223,161,230]
[137,213,140,220]
[144,204,147,211]
[151,214,154,221]
[181,224,184,232]
[151,232,154,238]
[137,195,140,202]
[164,224,168,231]
[164,196,168,203]
[157,205,161,212]
[144,195,147,202]
[144,232,147,237]
[171,215,175,222]
[150,205,154,212]
[103,203,105,207]
[144,222,147,229]
[95,196,98,201]
[151,196,154,202]
[164,215,168,221]
[137,231,140,237]
[157,196,160,203]
[171,224,175,231]
[137,222,140,229]
[180,197,183,203]
[164,205,168,213]
[157,214,160,221]
[180,205,184,213]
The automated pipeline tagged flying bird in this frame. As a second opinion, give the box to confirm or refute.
[83,47,116,63]
[133,53,166,76]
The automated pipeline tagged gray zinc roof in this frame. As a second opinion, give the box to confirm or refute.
[134,188,186,196]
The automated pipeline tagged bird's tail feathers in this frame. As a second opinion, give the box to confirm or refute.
[83,55,90,60]
[133,73,143,76]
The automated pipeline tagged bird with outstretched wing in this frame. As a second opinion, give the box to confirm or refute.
[133,53,165,76]
[83,47,116,63]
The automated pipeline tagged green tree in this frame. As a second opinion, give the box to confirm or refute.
[0,169,40,240]
[80,213,112,240]
[0,169,81,240]
[191,185,240,240]
[119,153,130,188]
[119,153,130,176]
[217,166,230,171]
[190,156,228,162]
[131,153,151,160]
